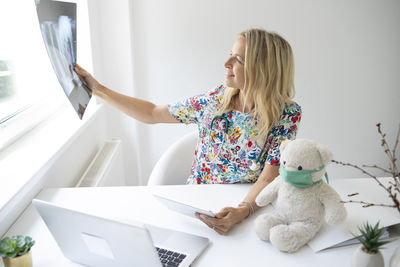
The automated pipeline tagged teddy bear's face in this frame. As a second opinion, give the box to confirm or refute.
[280,139,332,183]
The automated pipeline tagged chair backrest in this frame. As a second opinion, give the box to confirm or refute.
[147,131,198,185]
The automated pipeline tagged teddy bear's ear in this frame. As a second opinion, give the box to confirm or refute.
[316,143,333,165]
[280,139,291,153]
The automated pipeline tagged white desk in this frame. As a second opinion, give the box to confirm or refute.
[3,179,400,267]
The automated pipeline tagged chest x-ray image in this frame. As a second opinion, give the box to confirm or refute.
[35,0,91,119]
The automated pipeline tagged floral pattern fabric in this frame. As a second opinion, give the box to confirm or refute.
[168,85,302,184]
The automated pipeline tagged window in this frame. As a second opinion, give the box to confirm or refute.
[0,0,67,150]
[0,0,95,237]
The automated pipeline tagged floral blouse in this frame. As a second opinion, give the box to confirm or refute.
[168,85,302,184]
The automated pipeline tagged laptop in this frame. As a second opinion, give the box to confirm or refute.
[32,199,209,267]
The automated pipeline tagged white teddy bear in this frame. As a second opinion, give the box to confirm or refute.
[254,139,347,253]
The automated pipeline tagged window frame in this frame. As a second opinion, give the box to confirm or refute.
[0,0,95,237]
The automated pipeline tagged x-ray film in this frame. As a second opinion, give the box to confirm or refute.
[35,0,91,119]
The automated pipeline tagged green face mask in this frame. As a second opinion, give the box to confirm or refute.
[279,165,329,189]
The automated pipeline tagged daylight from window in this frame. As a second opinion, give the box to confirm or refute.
[0,0,63,149]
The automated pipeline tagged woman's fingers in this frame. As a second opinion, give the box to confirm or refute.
[215,207,233,218]
[195,206,248,235]
[198,213,219,225]
[213,226,227,235]
[195,213,211,226]
[196,213,216,229]
[74,63,84,72]
[196,213,230,235]
[73,64,101,95]
[74,65,87,83]
[74,64,88,77]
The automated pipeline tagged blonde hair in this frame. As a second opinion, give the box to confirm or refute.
[218,29,295,140]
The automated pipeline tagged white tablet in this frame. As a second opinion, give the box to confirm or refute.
[153,194,216,218]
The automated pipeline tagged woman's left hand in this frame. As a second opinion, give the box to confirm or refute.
[196,206,249,235]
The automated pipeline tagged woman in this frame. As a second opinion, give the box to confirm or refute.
[75,28,301,235]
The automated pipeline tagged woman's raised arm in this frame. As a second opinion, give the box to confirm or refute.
[74,64,178,124]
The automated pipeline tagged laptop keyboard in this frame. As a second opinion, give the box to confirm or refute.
[156,247,187,267]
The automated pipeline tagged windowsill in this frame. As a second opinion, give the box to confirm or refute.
[0,102,103,234]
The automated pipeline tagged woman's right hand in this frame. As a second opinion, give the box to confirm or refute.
[74,64,177,124]
[74,64,103,96]
[196,205,250,235]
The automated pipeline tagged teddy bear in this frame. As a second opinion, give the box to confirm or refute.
[254,138,347,253]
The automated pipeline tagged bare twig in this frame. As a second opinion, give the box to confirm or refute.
[393,123,400,159]
[332,160,392,195]
[333,122,400,214]
[377,123,397,172]
[391,123,400,185]
[347,193,359,197]
[341,200,396,209]
[362,164,392,175]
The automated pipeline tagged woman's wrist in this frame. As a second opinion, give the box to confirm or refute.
[94,84,108,99]
[236,205,250,222]
[237,201,255,219]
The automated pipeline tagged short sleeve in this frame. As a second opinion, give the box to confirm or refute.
[265,103,302,166]
[168,85,224,124]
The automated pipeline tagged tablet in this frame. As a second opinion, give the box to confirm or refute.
[153,194,216,218]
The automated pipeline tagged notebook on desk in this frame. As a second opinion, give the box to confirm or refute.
[32,199,209,267]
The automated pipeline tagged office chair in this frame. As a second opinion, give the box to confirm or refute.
[147,131,198,185]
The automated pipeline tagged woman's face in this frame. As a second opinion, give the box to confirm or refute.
[224,36,246,90]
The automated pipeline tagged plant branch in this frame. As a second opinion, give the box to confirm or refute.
[333,122,400,214]
[341,200,396,209]
[332,160,392,195]
[377,123,393,160]
[377,123,397,174]
[392,123,400,160]
[362,164,392,175]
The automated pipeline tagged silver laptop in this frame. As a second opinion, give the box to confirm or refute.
[32,199,209,267]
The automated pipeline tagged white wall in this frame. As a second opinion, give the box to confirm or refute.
[90,0,400,183]
[88,0,141,185]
